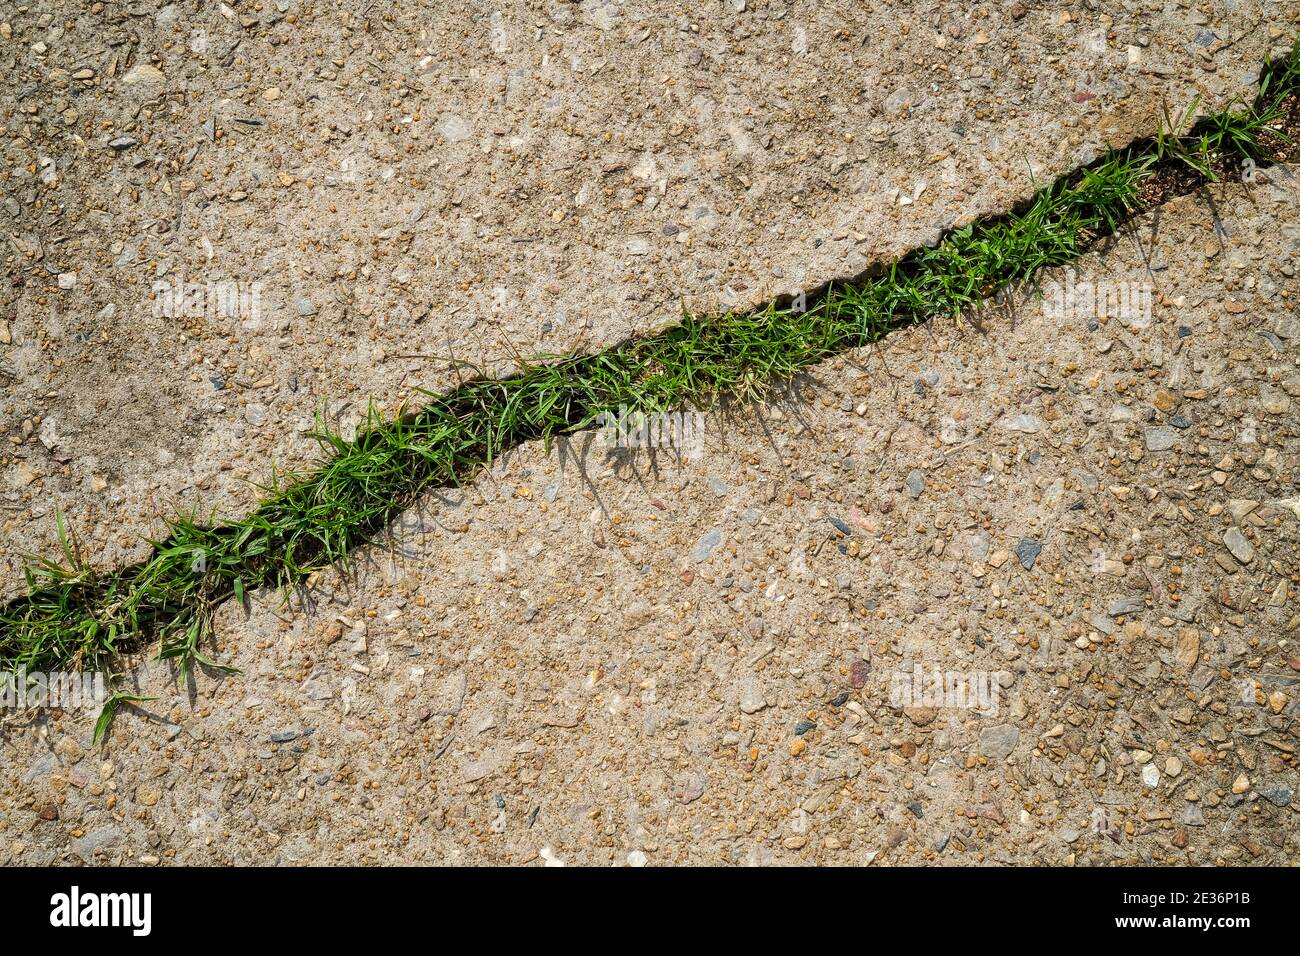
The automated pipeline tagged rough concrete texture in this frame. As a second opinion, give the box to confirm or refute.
[3,173,1297,865]
[3,2,1300,589]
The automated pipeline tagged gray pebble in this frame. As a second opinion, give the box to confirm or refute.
[1223,527,1254,564]
[1013,537,1042,570]
[1144,426,1178,452]
[1257,784,1293,807]
[978,724,1020,761]
[1108,594,1147,617]
[693,528,723,562]
[905,469,925,499]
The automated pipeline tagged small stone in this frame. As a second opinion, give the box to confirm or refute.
[904,706,938,726]
[626,850,648,867]
[24,756,55,787]
[1108,594,1147,617]
[739,674,767,714]
[939,417,965,444]
[905,470,925,499]
[1228,499,1259,522]
[1152,388,1179,412]
[1223,527,1254,564]
[793,719,817,735]
[1257,784,1293,807]
[1174,629,1200,670]
[1260,387,1291,415]
[1165,757,1182,777]
[1231,773,1250,794]
[1013,537,1042,571]
[1144,426,1178,452]
[693,528,722,562]
[1141,764,1160,788]
[122,63,166,87]
[1002,414,1043,433]
[978,724,1019,761]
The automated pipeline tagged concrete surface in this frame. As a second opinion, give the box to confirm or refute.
[3,174,1297,866]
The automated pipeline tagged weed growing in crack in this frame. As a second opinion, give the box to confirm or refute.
[1155,37,1298,179]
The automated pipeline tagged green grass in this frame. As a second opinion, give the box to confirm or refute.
[1155,42,1297,179]
[3,38,1298,687]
